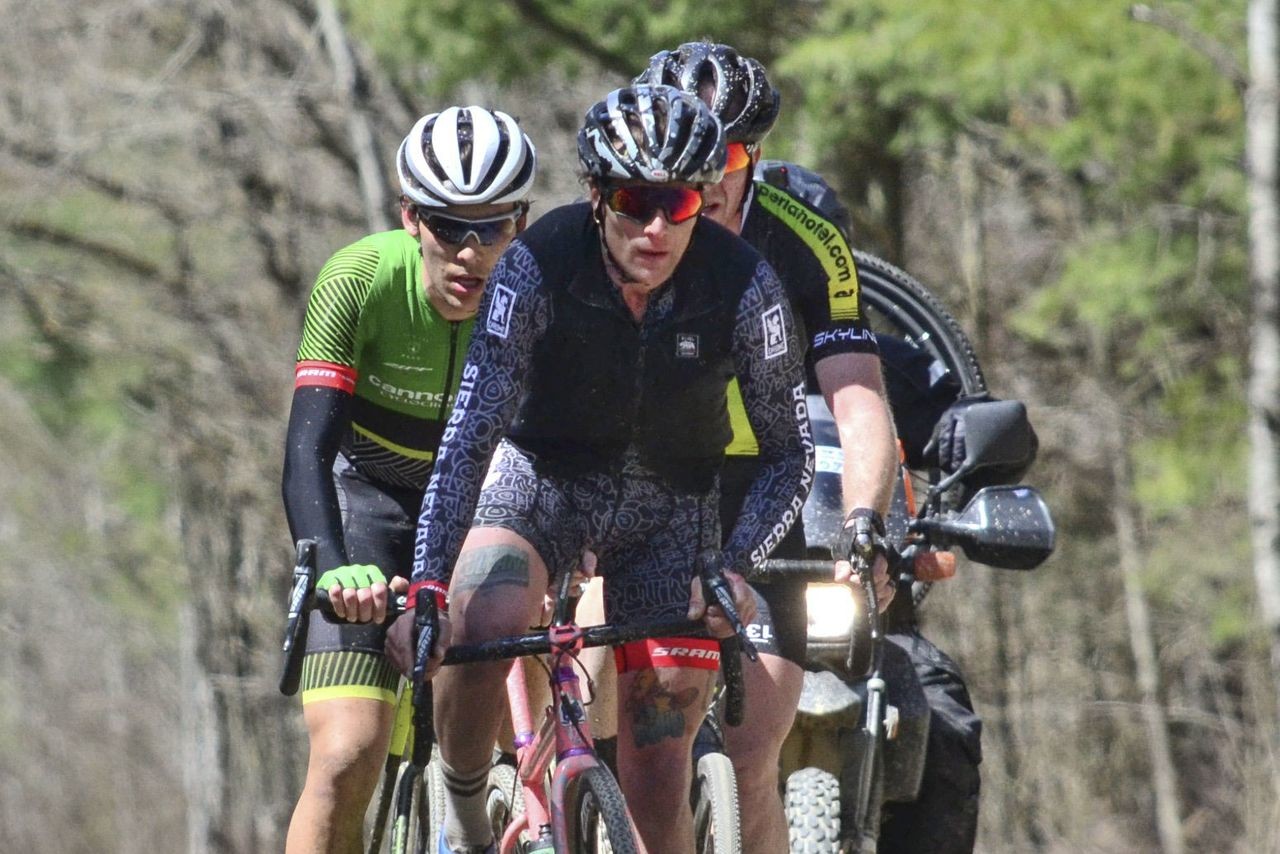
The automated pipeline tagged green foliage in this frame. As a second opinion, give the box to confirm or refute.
[779,0,1245,229]
[1132,364,1247,519]
[341,0,815,93]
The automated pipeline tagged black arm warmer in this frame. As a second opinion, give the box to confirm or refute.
[282,385,352,574]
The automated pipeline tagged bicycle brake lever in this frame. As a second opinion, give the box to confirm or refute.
[411,594,438,692]
[698,551,759,663]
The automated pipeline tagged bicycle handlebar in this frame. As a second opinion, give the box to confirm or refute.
[292,549,756,726]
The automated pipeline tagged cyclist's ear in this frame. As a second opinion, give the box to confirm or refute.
[401,198,422,235]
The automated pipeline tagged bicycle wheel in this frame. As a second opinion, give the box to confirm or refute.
[854,251,986,397]
[784,767,841,854]
[692,752,741,854]
[386,763,430,854]
[425,755,446,852]
[486,762,527,850]
[565,765,640,854]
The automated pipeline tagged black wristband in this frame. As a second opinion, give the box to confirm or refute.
[844,507,886,536]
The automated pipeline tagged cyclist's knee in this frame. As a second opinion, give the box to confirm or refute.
[448,595,537,647]
[303,700,393,801]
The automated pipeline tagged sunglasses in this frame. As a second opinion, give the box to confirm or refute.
[416,206,525,246]
[604,185,704,225]
[725,142,753,174]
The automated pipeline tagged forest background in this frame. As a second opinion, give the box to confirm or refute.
[2,1,1279,852]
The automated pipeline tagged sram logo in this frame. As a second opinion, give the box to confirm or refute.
[651,646,721,661]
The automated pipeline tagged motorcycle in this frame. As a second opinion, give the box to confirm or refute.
[775,254,1057,853]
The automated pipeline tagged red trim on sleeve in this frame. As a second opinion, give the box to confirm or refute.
[295,361,357,393]
[613,637,721,674]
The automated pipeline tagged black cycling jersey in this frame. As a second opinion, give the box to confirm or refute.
[742,178,879,365]
[726,175,879,456]
[411,202,815,588]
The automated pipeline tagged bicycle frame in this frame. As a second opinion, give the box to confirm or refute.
[500,622,612,852]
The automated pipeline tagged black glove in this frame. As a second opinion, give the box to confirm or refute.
[923,394,1040,486]
[923,393,994,475]
[834,507,887,566]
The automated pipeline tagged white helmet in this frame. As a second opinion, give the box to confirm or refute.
[396,106,537,208]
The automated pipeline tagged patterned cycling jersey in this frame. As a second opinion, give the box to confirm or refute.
[295,229,473,490]
[725,173,879,455]
[411,203,815,587]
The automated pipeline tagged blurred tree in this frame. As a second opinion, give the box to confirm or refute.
[1244,0,1280,724]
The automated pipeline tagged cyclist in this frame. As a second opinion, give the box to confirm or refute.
[649,42,1022,854]
[280,105,536,854]
[633,41,900,853]
[402,84,815,854]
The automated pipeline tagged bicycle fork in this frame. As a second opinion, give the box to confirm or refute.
[503,631,605,853]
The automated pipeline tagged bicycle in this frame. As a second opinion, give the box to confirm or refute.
[282,544,757,853]
[280,540,438,854]
[464,550,753,854]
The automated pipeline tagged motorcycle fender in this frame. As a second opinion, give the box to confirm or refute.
[879,640,931,803]
[794,668,864,728]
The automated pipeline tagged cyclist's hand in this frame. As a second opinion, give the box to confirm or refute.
[317,564,407,624]
[923,393,994,474]
[385,610,451,679]
[835,508,894,613]
[688,570,757,638]
[835,552,895,613]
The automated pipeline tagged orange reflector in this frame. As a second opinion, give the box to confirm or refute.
[914,551,957,582]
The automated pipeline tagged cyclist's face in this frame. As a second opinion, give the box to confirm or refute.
[700,160,753,235]
[403,200,525,320]
[593,184,697,290]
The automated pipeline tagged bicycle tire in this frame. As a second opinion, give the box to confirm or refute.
[425,755,446,852]
[692,752,741,854]
[486,762,526,850]
[565,765,640,854]
[784,767,841,854]
[387,764,430,854]
[854,251,987,397]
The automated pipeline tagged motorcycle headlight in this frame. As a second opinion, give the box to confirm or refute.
[806,583,858,642]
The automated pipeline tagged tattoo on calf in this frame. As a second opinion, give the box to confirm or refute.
[453,545,531,592]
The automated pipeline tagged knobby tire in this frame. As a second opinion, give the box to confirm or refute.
[692,752,742,854]
[567,765,639,854]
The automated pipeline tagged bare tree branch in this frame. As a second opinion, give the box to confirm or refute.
[508,0,636,77]
[314,0,391,232]
[1131,4,1248,94]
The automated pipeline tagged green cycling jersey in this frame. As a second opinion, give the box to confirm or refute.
[295,229,474,489]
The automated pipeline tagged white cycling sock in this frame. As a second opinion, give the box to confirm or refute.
[441,757,493,851]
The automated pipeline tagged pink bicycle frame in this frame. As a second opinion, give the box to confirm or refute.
[499,624,624,853]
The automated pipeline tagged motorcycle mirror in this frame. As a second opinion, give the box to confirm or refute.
[913,485,1056,570]
[955,400,1035,477]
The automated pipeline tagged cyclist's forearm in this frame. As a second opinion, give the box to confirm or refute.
[281,384,352,572]
[816,352,897,517]
[409,361,512,585]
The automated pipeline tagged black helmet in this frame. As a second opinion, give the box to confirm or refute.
[577,84,726,186]
[637,41,780,145]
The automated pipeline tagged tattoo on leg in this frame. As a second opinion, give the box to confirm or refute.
[453,545,531,592]
[627,670,700,748]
